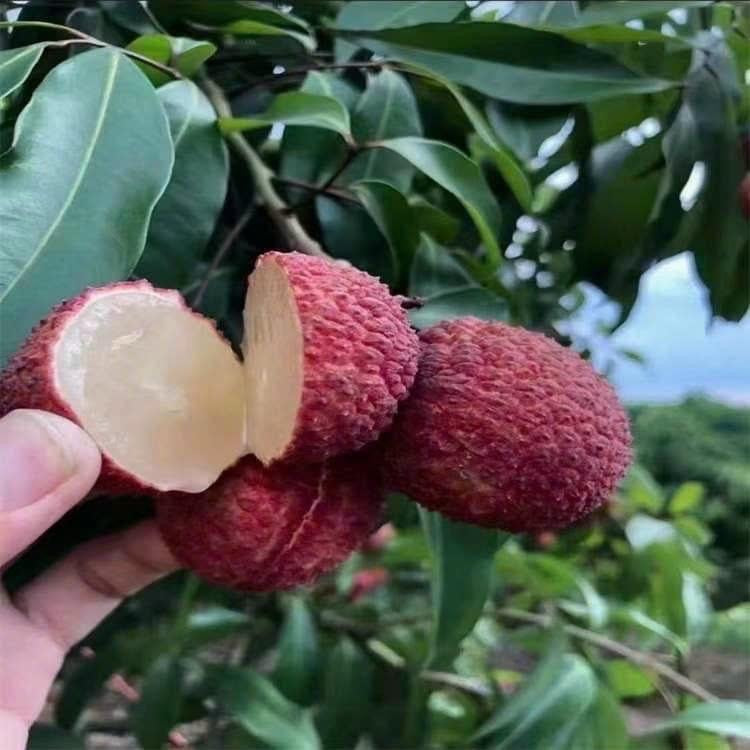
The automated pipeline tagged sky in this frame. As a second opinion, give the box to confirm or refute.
[567,253,750,406]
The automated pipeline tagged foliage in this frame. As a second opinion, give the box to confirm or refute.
[1,1,748,749]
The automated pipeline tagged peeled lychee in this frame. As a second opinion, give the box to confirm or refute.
[0,282,245,494]
[383,318,631,532]
[155,452,383,591]
[242,251,419,465]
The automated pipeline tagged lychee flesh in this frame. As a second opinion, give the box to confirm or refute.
[383,318,632,532]
[243,251,419,465]
[155,452,383,591]
[0,282,245,494]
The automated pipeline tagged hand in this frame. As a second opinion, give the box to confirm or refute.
[0,410,178,750]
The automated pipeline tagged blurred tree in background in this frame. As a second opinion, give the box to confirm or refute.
[1,1,748,748]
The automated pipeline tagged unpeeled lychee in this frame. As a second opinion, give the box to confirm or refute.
[155,452,383,591]
[0,282,245,494]
[243,251,419,465]
[383,318,632,532]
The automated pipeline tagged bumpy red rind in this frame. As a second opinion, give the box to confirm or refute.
[156,451,383,591]
[0,281,219,495]
[257,252,419,464]
[383,318,632,532]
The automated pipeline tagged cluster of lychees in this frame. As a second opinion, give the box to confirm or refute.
[0,252,631,591]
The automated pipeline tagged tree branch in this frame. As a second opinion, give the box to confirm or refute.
[495,608,718,703]
[200,76,331,259]
[273,176,359,205]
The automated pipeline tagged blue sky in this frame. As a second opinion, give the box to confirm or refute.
[567,253,750,405]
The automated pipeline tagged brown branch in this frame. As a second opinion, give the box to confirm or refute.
[201,76,331,259]
[192,205,254,307]
[273,176,359,204]
[495,608,718,703]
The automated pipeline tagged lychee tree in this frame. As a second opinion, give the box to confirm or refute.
[1,2,749,749]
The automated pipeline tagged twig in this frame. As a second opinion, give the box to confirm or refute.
[192,205,254,307]
[421,670,493,699]
[495,608,718,703]
[201,76,331,259]
[0,20,183,80]
[273,176,359,204]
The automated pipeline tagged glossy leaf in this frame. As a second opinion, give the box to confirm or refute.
[379,137,502,266]
[476,652,598,749]
[130,656,184,750]
[409,287,509,329]
[171,37,217,76]
[605,659,655,698]
[645,701,750,739]
[220,20,315,52]
[150,0,310,32]
[342,22,674,104]
[420,509,500,669]
[0,43,45,99]
[126,33,172,86]
[27,725,84,750]
[0,48,173,366]
[410,198,460,244]
[272,598,320,705]
[220,92,351,136]
[409,234,474,298]
[317,637,374,748]
[343,69,423,192]
[210,665,321,750]
[352,179,419,283]
[182,606,251,649]
[572,1,712,26]
[136,80,228,288]
[336,1,465,31]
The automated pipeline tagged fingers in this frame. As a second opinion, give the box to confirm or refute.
[0,410,101,566]
[13,520,178,652]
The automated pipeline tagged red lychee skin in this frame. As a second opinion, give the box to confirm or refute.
[383,318,632,533]
[0,281,224,495]
[155,451,384,592]
[257,252,419,464]
[349,567,390,601]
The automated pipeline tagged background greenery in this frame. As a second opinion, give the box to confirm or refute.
[1,1,748,748]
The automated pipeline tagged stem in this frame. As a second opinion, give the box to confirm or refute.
[201,76,330,258]
[192,204,254,306]
[273,176,359,204]
[286,143,361,212]
[495,608,718,703]
[0,20,183,80]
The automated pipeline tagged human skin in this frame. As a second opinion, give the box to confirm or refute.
[0,410,178,750]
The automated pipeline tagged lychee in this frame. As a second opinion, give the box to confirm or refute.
[383,318,632,532]
[0,282,245,494]
[242,251,419,465]
[155,452,383,591]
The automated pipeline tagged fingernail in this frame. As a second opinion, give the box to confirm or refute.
[0,410,78,511]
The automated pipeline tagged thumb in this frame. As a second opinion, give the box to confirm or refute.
[0,410,101,565]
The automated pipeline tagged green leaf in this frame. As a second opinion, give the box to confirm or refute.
[568,686,628,750]
[219,19,315,52]
[409,234,474,298]
[0,44,46,99]
[127,35,218,84]
[342,22,675,104]
[614,607,688,655]
[210,666,321,750]
[572,1,712,27]
[626,515,678,550]
[420,509,500,669]
[623,465,666,513]
[429,76,532,209]
[669,482,705,515]
[476,651,598,749]
[27,725,84,750]
[221,92,351,136]
[645,701,750,739]
[272,597,320,706]
[136,80,228,287]
[343,69,423,192]
[605,659,655,698]
[126,33,172,86]
[0,48,173,367]
[410,198,460,244]
[352,179,419,284]
[130,656,184,750]
[150,0,310,32]
[182,606,251,649]
[487,103,569,164]
[379,137,502,266]
[170,37,217,76]
[336,1,465,31]
[409,287,509,329]
[317,637,374,749]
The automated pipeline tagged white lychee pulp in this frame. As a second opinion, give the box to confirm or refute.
[243,258,303,464]
[54,287,246,492]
